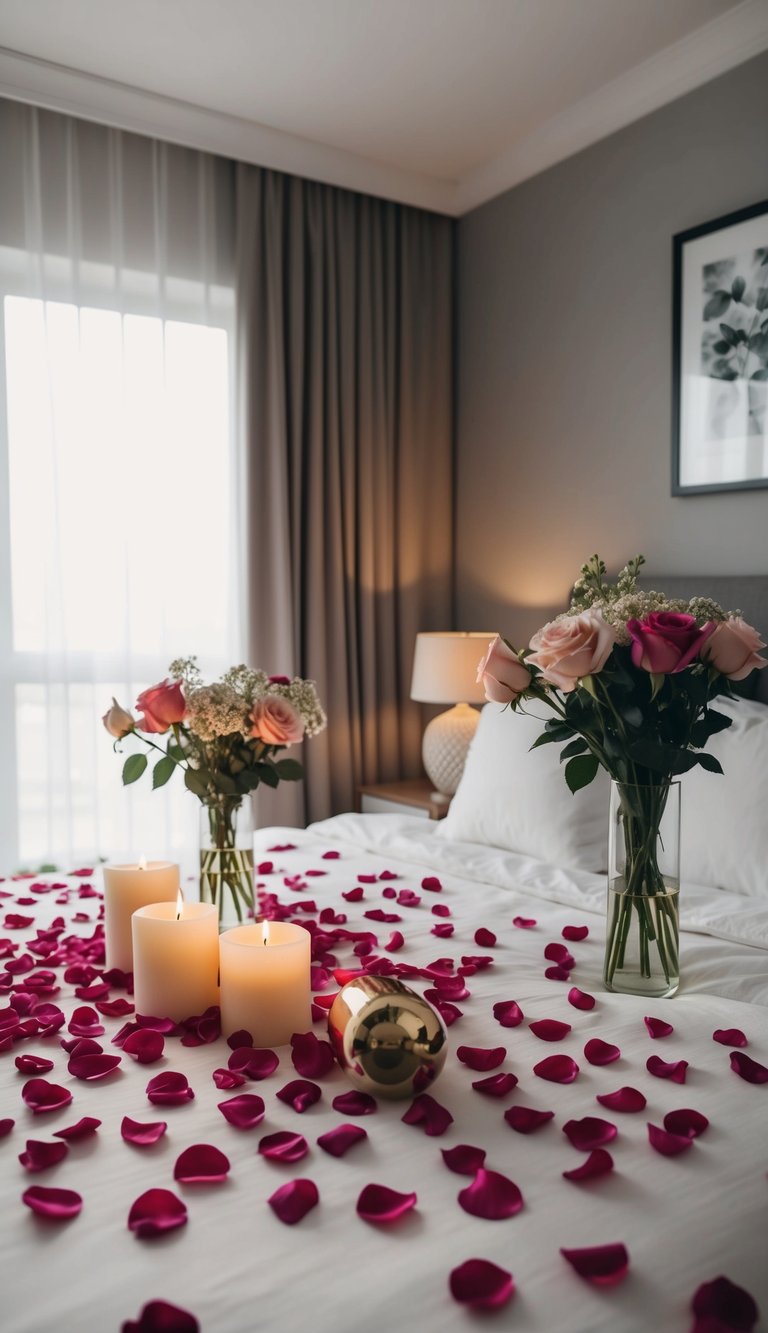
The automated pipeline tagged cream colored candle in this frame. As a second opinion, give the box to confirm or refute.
[103,860,180,972]
[219,921,311,1046]
[132,900,220,1021]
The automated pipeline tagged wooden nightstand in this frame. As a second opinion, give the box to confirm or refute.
[358,777,451,820]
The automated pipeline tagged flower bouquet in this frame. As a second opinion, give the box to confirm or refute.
[104,659,326,922]
[478,556,766,996]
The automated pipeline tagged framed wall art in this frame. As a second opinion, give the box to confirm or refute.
[672,198,768,495]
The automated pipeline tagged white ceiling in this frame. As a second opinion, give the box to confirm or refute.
[0,0,766,214]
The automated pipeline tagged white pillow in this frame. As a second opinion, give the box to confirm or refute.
[436,703,609,871]
[681,696,768,896]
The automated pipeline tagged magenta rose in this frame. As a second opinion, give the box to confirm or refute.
[626,612,714,674]
[526,608,616,692]
[135,679,187,734]
[703,616,768,680]
[476,636,531,703]
[250,697,305,746]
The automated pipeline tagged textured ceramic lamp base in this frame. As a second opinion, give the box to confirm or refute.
[422,703,480,796]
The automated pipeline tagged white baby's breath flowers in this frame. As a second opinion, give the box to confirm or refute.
[185,683,247,741]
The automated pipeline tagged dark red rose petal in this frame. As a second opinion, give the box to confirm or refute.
[472,1072,518,1097]
[0,1118,15,1137]
[136,1015,178,1035]
[449,1258,514,1310]
[22,1185,82,1220]
[227,1029,253,1050]
[128,1188,187,1238]
[568,987,596,1011]
[458,1168,524,1220]
[146,1071,194,1105]
[62,1036,104,1057]
[53,1117,101,1140]
[331,1090,377,1116]
[561,1243,629,1286]
[68,1053,122,1081]
[15,1054,54,1075]
[67,1006,105,1037]
[512,917,536,929]
[647,1056,688,1083]
[259,1130,310,1163]
[544,943,575,967]
[357,1183,416,1223]
[276,1079,322,1113]
[433,1000,462,1026]
[174,1144,230,1183]
[563,1117,617,1151]
[647,1122,694,1156]
[534,1055,579,1083]
[563,1149,614,1181]
[596,1087,647,1113]
[584,1039,621,1066]
[96,998,134,1018]
[441,1144,486,1175]
[529,1019,571,1042]
[121,1299,199,1333]
[22,1079,73,1114]
[545,965,572,981]
[562,925,589,941]
[644,1016,674,1039]
[227,1047,279,1080]
[493,1000,524,1027]
[123,1030,165,1064]
[401,1093,453,1137]
[268,1178,319,1224]
[730,1051,768,1084]
[474,928,497,948]
[19,1138,69,1171]
[713,1028,748,1048]
[290,1031,336,1079]
[691,1275,758,1331]
[431,923,454,938]
[504,1105,554,1134]
[212,1068,247,1090]
[121,1116,167,1147]
[217,1093,265,1130]
[663,1108,709,1138]
[317,1123,367,1158]
[457,1045,506,1071]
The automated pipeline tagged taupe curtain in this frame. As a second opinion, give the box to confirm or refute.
[236,167,455,825]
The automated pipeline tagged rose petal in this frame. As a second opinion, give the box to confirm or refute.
[568,987,596,1011]
[458,1168,524,1220]
[96,998,134,1018]
[226,1046,280,1080]
[691,1276,759,1331]
[456,1045,506,1071]
[317,1123,368,1158]
[713,1028,748,1048]
[563,1117,617,1151]
[441,1144,487,1175]
[493,1000,524,1028]
[512,917,536,929]
[663,1108,709,1138]
[135,1015,179,1035]
[533,1054,579,1084]
[128,1188,187,1238]
[431,923,454,938]
[647,1055,688,1084]
[562,925,589,941]
[217,1093,265,1130]
[22,1079,73,1114]
[145,1071,195,1105]
[544,943,575,967]
[563,1149,614,1181]
[121,1116,167,1146]
[644,1016,674,1039]
[276,1079,322,1113]
[356,1182,416,1223]
[259,1131,310,1163]
[121,1299,199,1333]
[123,1030,165,1064]
[432,1000,462,1027]
[62,1037,104,1057]
[584,1038,621,1066]
[0,1118,15,1137]
[647,1122,694,1156]
[561,1243,629,1286]
[472,1072,518,1098]
[68,1053,122,1081]
[545,966,573,982]
[290,1031,336,1079]
[331,1090,378,1116]
[212,1068,247,1090]
[449,1258,515,1310]
[474,928,497,947]
[19,1139,69,1171]
[529,1020,571,1042]
[67,1005,105,1037]
[504,1105,555,1134]
[401,1093,453,1137]
[730,1051,768,1084]
[596,1086,647,1113]
[53,1117,101,1140]
[15,1054,55,1075]
[227,1029,253,1050]
[22,1185,82,1220]
[174,1144,230,1183]
[268,1178,318,1224]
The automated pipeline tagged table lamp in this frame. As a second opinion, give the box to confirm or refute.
[410,632,491,799]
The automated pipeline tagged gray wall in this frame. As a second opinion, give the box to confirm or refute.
[456,51,768,644]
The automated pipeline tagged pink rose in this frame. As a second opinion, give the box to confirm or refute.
[135,679,187,734]
[476,635,531,703]
[627,612,714,674]
[703,616,768,680]
[102,698,135,739]
[527,608,616,692]
[250,696,305,746]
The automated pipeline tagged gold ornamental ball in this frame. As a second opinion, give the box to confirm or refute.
[328,975,448,1100]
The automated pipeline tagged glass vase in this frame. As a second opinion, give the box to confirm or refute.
[603,781,680,998]
[199,798,255,928]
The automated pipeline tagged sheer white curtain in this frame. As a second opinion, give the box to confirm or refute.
[0,100,242,872]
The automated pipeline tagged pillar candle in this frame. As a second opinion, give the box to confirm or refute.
[132,901,219,1021]
[103,861,180,972]
[219,921,311,1046]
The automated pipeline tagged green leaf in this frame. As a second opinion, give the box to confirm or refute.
[122,753,148,786]
[718,322,739,347]
[152,756,176,789]
[564,753,599,794]
[213,773,239,796]
[618,703,644,728]
[696,751,724,775]
[712,339,731,355]
[275,758,304,781]
[166,742,185,762]
[752,368,768,382]
[757,286,768,312]
[649,672,665,700]
[256,763,279,789]
[731,275,746,302]
[703,290,731,320]
[184,767,209,798]
[559,738,590,762]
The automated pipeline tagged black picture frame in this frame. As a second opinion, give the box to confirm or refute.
[672,198,768,495]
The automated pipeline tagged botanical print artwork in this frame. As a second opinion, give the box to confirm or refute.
[699,245,768,445]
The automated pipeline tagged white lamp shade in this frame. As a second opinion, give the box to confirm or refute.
[410,632,493,705]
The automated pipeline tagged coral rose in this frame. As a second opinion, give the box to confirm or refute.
[527,609,615,692]
[102,698,135,739]
[703,616,768,681]
[250,697,305,746]
[626,612,714,674]
[476,636,531,703]
[135,679,187,734]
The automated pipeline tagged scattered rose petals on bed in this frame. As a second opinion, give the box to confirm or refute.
[729,1051,768,1084]
[562,1149,614,1182]
[713,1028,748,1048]
[121,1117,167,1147]
[357,1183,416,1224]
[647,1056,688,1084]
[68,1052,122,1081]
[268,1178,319,1225]
[121,1299,199,1333]
[22,1184,82,1221]
[441,1144,487,1175]
[533,1054,579,1084]
[317,1123,367,1158]
[52,1117,101,1140]
[449,1258,515,1310]
[276,1079,322,1113]
[647,1123,694,1157]
[145,1071,195,1106]
[563,1117,617,1151]
[174,1144,230,1183]
[458,1168,524,1220]
[529,1019,571,1043]
[562,925,589,942]
[401,1093,453,1137]
[472,1072,518,1098]
[290,1031,336,1079]
[568,987,596,1010]
[128,1188,188,1238]
[457,1045,506,1071]
[560,1243,629,1286]
[122,1030,165,1064]
[332,1090,377,1116]
[690,1275,759,1332]
[584,1038,621,1066]
[19,1138,69,1171]
[644,1016,674,1039]
[663,1108,709,1138]
[227,1047,279,1081]
[217,1093,265,1130]
[493,1000,524,1028]
[595,1087,646,1113]
[504,1105,555,1134]
[512,917,536,929]
[15,1053,54,1075]
[259,1131,310,1164]
[22,1078,73,1114]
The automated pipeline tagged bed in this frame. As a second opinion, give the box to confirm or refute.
[2,575,767,1333]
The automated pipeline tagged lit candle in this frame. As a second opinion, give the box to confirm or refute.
[219,920,311,1046]
[132,893,219,1021]
[102,858,180,972]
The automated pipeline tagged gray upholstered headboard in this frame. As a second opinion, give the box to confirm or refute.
[636,575,768,705]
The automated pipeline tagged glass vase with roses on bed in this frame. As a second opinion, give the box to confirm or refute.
[103,659,326,924]
[477,556,767,998]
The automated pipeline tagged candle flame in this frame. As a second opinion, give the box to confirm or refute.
[262,919,270,947]
[176,889,184,921]
[138,855,148,872]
